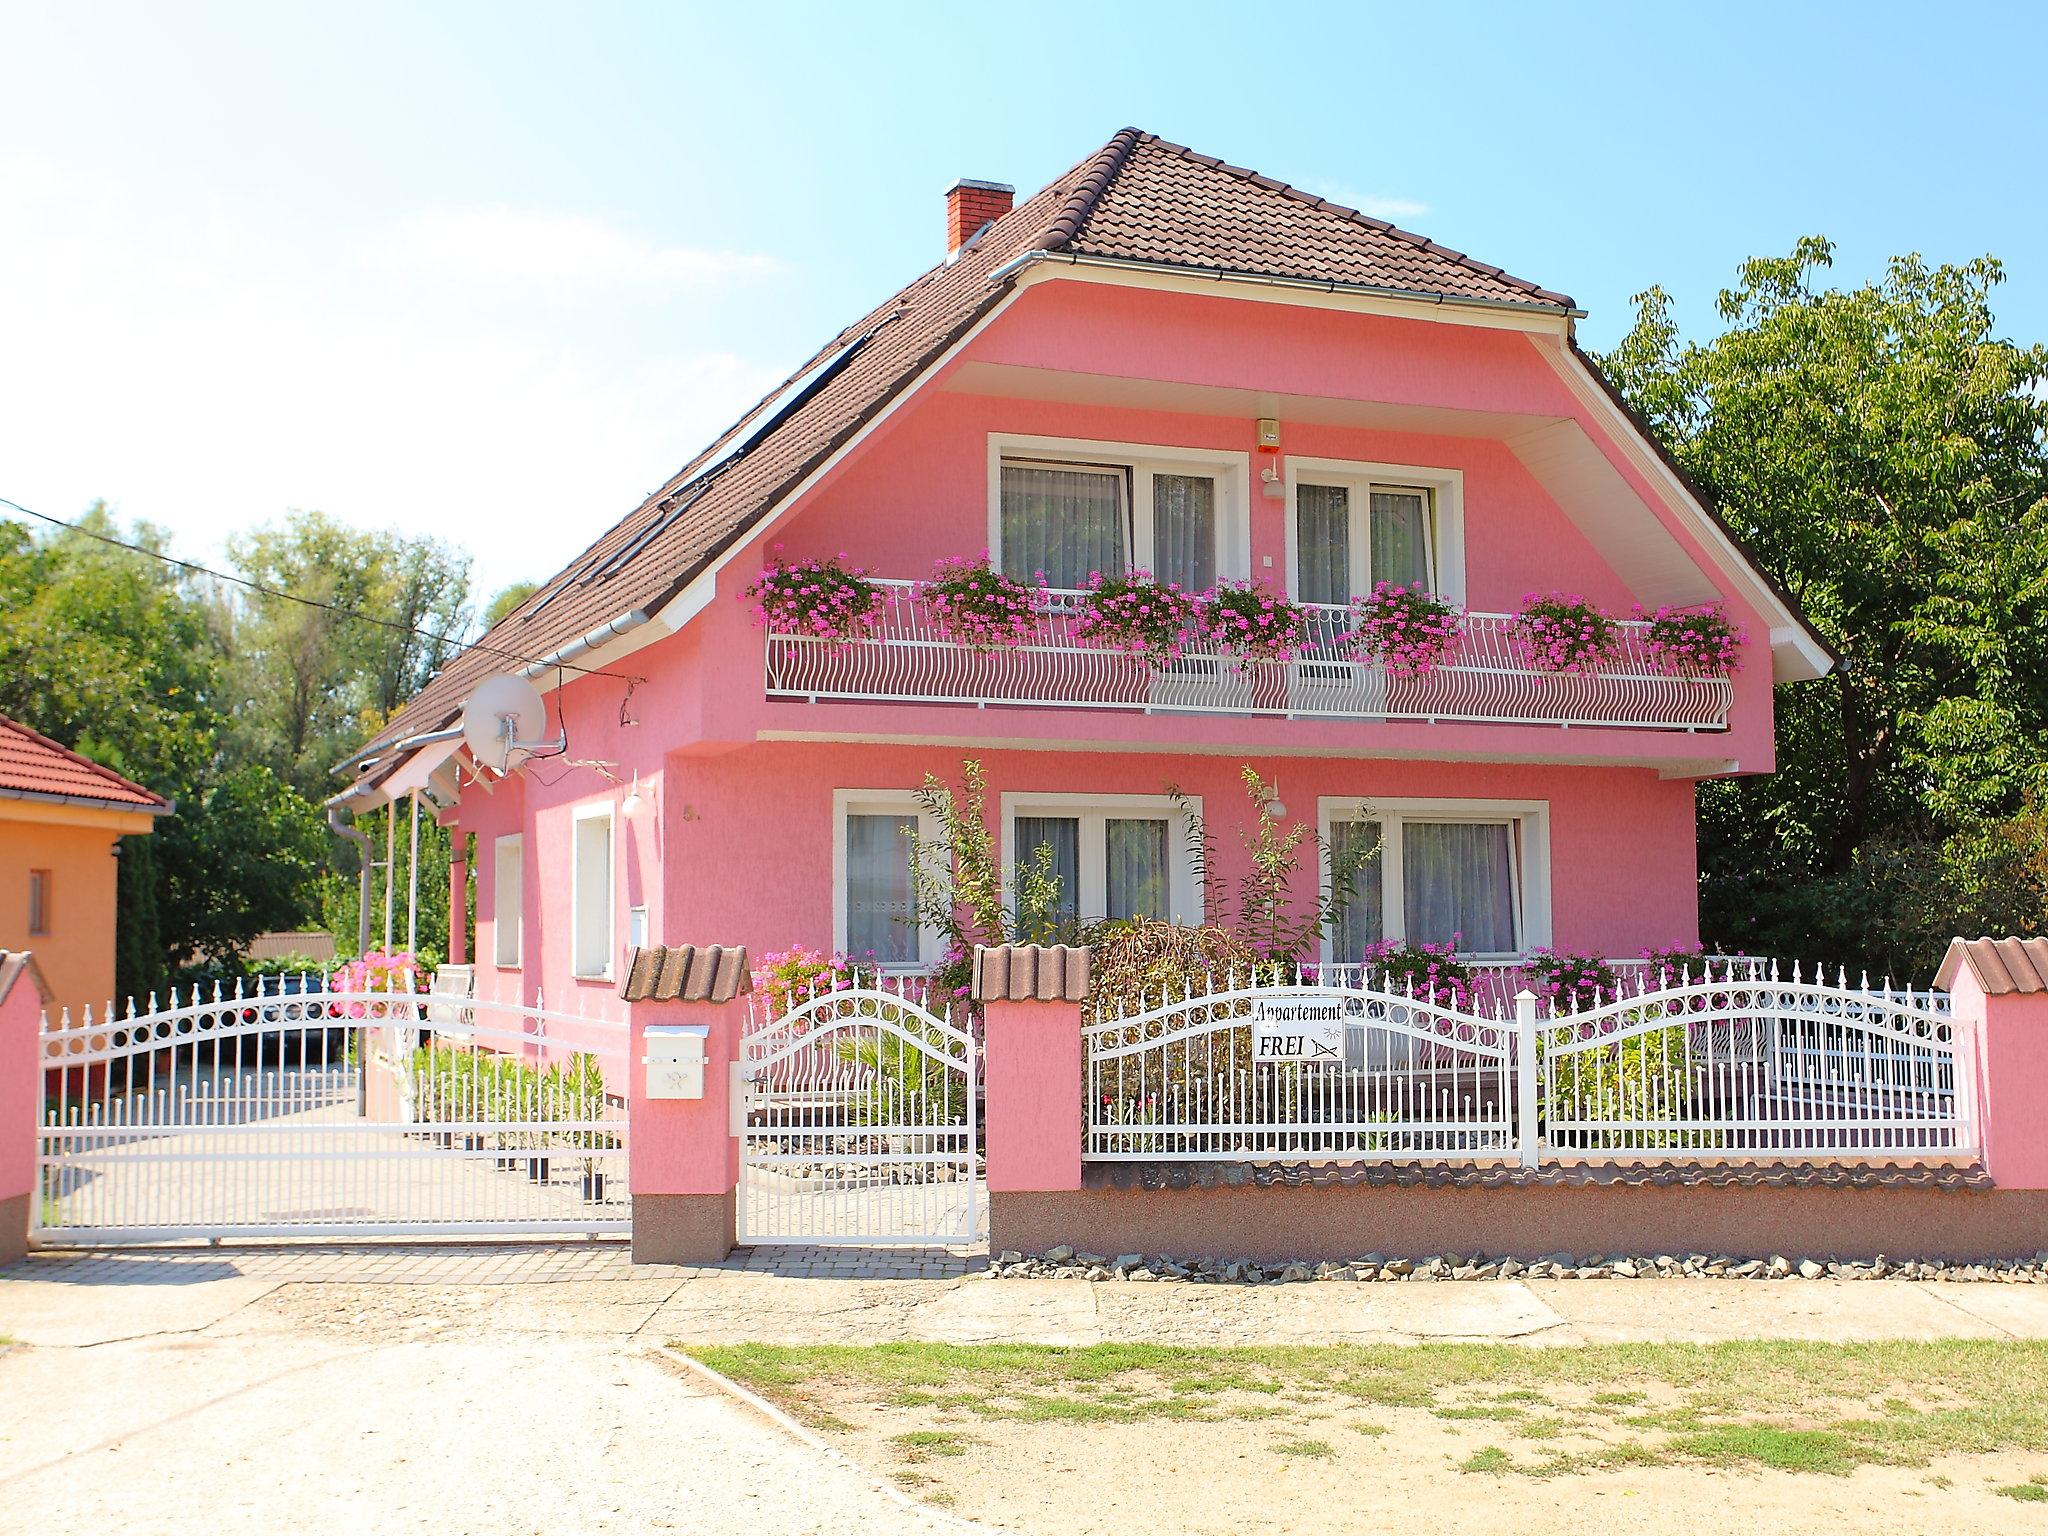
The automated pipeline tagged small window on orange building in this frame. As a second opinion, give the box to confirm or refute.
[28,869,51,935]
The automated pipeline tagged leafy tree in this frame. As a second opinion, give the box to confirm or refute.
[485,580,541,628]
[1602,240,2048,975]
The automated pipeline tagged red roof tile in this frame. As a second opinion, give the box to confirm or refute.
[1937,937,2048,996]
[0,715,169,811]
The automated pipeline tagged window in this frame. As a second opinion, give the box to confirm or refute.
[991,436,1249,591]
[27,870,50,936]
[1321,799,1549,962]
[1003,795,1202,931]
[492,836,522,967]
[1288,459,1465,606]
[834,793,940,968]
[571,810,613,978]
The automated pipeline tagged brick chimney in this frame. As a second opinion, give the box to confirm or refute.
[946,178,1014,255]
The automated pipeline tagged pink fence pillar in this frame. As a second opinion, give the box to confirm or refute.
[0,953,51,1264]
[974,946,1091,1249]
[622,944,751,1263]
[1940,938,2048,1189]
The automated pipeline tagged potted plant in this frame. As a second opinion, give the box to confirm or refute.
[1512,591,1617,675]
[916,553,1047,650]
[1636,602,1746,674]
[1524,949,1621,1005]
[1359,937,1478,1010]
[1201,580,1309,663]
[1345,581,1463,674]
[1074,570,1207,666]
[742,545,886,640]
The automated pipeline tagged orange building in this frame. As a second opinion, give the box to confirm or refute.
[0,715,169,1018]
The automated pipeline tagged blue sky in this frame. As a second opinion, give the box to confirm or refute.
[4,1,2042,603]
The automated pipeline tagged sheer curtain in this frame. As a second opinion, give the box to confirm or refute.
[1014,816,1080,929]
[1001,463,1127,587]
[1369,488,1434,592]
[1296,483,1351,604]
[1402,821,1516,953]
[1151,474,1216,592]
[1105,818,1169,920]
[846,813,919,963]
[1330,819,1384,961]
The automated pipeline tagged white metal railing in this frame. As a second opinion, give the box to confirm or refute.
[35,972,631,1243]
[736,974,981,1246]
[765,581,1734,731]
[1082,960,1969,1165]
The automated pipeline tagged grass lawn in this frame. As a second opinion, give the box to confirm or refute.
[685,1337,2048,1482]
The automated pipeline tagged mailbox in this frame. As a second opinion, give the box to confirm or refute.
[642,1023,709,1100]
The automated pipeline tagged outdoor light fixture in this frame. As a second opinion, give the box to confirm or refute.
[621,771,646,818]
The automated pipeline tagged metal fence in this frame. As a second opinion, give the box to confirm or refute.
[35,973,631,1243]
[1082,960,1971,1165]
[765,581,1733,731]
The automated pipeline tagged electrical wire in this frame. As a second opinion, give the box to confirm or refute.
[0,495,646,685]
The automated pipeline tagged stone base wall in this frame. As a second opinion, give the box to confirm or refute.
[992,1185,2048,1264]
[631,1192,736,1264]
[0,1192,25,1266]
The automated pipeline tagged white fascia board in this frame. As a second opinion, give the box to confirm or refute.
[649,287,1030,634]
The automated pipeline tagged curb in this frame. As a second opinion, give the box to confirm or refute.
[659,1345,1009,1534]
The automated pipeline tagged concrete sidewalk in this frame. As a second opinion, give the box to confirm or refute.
[5,1241,2048,1348]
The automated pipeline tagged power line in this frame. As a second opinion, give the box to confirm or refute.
[0,495,639,683]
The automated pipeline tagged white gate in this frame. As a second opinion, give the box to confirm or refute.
[35,976,631,1243]
[737,978,980,1245]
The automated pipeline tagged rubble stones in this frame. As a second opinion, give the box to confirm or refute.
[985,1249,2048,1285]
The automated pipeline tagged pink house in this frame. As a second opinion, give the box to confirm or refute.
[340,129,1830,1009]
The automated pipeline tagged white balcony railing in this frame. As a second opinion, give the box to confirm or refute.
[764,581,1733,731]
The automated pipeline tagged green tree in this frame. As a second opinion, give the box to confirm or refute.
[1601,240,2048,975]
[485,580,540,628]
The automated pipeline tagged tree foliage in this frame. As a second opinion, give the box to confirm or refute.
[1601,239,2048,976]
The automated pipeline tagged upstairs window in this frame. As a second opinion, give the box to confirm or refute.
[1296,480,1436,603]
[994,438,1247,592]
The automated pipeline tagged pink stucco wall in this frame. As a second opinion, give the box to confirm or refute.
[1949,968,2048,1189]
[0,964,40,1255]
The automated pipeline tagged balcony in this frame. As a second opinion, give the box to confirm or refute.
[763,581,1733,732]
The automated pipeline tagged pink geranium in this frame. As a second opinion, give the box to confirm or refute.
[917,553,1047,651]
[742,545,886,641]
[329,949,422,1018]
[1074,570,1207,666]
[1201,580,1310,662]
[1636,603,1746,675]
[1512,592,1617,675]
[1345,582,1463,675]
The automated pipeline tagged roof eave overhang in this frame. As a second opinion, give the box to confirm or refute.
[0,784,171,817]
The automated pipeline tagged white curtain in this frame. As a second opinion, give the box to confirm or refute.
[1402,821,1515,953]
[1369,488,1433,592]
[1330,819,1384,961]
[1152,474,1216,592]
[1014,816,1079,927]
[1296,483,1350,604]
[846,813,918,963]
[1001,464,1127,587]
[1105,817,1169,920]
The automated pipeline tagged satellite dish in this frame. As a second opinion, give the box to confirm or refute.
[461,674,548,773]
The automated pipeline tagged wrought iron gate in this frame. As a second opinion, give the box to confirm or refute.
[35,977,631,1243]
[737,979,981,1245]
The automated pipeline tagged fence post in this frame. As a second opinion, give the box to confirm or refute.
[974,945,1090,1252]
[1515,988,1539,1170]
[621,944,749,1263]
[1937,938,2048,1186]
[0,952,51,1264]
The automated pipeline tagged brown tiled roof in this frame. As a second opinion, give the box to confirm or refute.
[0,715,169,812]
[1937,937,2048,996]
[972,944,1093,1003]
[354,130,1578,768]
[0,950,53,1009]
[621,944,752,1004]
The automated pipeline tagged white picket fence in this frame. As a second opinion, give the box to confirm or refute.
[1082,960,1972,1165]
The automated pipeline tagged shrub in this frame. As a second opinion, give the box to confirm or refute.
[917,554,1047,650]
[751,945,878,1020]
[1202,580,1310,662]
[1074,570,1206,666]
[1512,592,1617,674]
[743,546,885,640]
[1637,602,1746,674]
[1358,937,1478,1010]
[329,949,421,1017]
[1346,581,1463,674]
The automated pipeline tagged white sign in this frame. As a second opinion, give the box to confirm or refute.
[1250,997,1350,1063]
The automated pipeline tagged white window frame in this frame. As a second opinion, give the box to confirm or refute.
[1283,456,1466,606]
[570,805,615,980]
[988,433,1252,589]
[491,834,523,969]
[1317,796,1550,962]
[999,792,1205,927]
[832,790,944,970]
[27,868,50,936]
